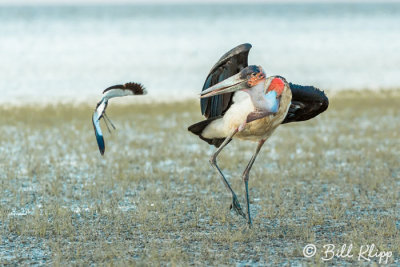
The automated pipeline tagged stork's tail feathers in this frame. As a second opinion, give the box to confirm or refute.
[188,117,227,148]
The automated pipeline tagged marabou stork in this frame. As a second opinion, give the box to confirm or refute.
[188,43,329,225]
[92,82,146,155]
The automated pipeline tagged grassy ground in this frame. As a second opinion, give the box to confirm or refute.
[0,90,399,265]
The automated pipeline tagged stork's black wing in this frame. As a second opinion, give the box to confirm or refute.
[282,83,329,124]
[201,43,252,119]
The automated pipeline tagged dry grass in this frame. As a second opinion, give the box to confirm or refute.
[0,90,399,265]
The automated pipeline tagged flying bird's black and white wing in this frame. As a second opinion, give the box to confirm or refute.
[92,82,147,155]
[201,43,252,119]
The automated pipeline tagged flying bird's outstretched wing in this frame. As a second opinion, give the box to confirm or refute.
[282,83,329,124]
[92,82,146,155]
[201,43,252,119]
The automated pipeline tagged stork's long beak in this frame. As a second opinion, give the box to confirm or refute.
[200,72,248,98]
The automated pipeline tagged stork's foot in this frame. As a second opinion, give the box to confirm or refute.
[246,213,252,227]
[230,195,246,219]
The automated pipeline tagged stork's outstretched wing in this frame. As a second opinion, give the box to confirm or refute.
[92,82,146,155]
[201,43,252,119]
[282,83,329,124]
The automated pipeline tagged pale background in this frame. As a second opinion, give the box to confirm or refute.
[1,0,399,104]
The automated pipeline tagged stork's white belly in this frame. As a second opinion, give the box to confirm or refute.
[202,91,254,139]
[201,87,292,142]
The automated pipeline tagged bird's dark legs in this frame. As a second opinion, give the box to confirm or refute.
[209,128,246,218]
[102,113,116,133]
[242,139,266,226]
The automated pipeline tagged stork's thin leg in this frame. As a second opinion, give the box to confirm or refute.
[209,128,246,219]
[242,139,266,226]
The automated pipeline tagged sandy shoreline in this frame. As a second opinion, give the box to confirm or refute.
[0,91,399,265]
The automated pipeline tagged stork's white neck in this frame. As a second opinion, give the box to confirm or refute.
[244,81,267,110]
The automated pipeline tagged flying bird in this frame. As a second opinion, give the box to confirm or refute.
[92,82,147,155]
[188,43,328,225]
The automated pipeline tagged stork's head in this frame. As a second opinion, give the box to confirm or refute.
[265,76,286,97]
[241,65,266,87]
[200,65,266,98]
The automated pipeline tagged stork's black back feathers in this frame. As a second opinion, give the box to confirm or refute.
[201,43,252,119]
[283,83,329,124]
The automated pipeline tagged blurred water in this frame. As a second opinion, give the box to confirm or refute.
[1,3,399,104]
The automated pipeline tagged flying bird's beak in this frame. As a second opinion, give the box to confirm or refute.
[200,72,248,98]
